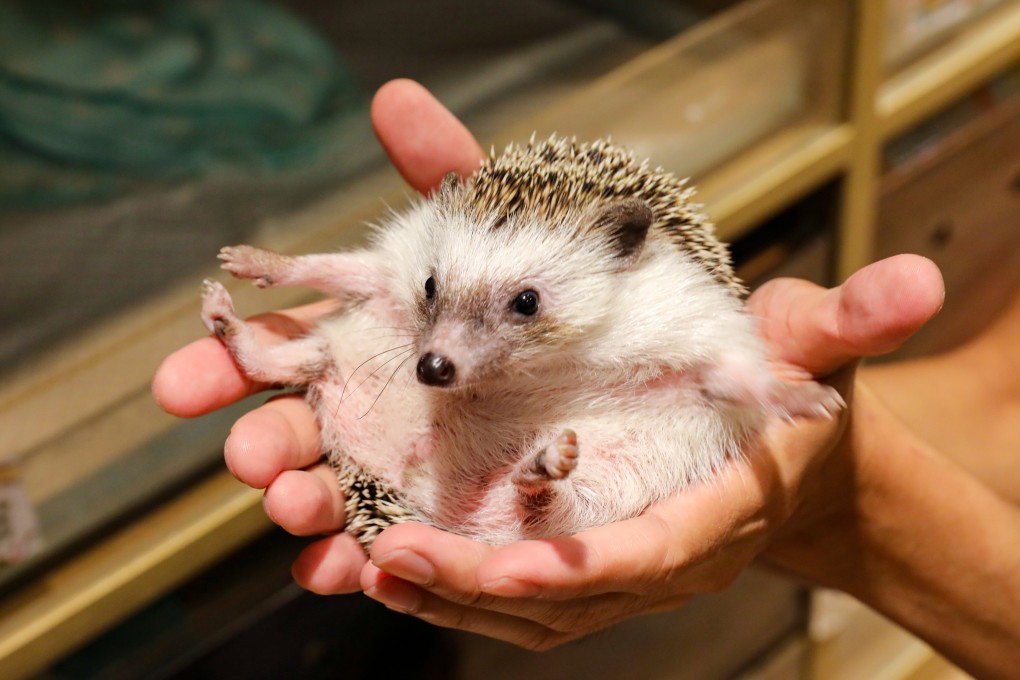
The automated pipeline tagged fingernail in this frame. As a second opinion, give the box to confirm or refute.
[480,577,540,598]
[373,549,435,586]
[365,581,422,614]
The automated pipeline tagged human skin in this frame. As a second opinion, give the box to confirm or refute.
[863,290,1020,503]
[152,79,1020,678]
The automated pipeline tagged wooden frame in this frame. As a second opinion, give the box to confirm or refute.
[2,1,1018,676]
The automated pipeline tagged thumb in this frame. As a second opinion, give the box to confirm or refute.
[748,254,945,376]
[371,79,485,195]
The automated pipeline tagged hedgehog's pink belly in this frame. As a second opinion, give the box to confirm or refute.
[316,374,429,492]
[312,308,430,492]
[327,419,520,537]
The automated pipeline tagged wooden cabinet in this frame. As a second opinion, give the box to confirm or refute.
[2,0,1019,677]
[877,104,1020,358]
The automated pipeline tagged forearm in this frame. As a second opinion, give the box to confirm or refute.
[768,384,1020,679]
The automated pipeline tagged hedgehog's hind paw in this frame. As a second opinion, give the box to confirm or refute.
[201,279,237,337]
[513,429,579,491]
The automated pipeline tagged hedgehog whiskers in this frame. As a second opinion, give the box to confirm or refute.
[340,343,414,404]
[359,348,416,420]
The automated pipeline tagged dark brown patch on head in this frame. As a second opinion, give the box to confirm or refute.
[451,280,495,328]
[415,274,495,337]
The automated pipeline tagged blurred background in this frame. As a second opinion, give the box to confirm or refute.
[1,1,1018,678]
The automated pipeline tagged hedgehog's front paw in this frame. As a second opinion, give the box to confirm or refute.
[218,245,285,288]
[514,429,579,489]
[768,380,846,421]
[200,279,237,338]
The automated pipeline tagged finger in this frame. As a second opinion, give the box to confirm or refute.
[224,394,322,489]
[368,523,664,630]
[362,567,578,651]
[263,463,346,536]
[371,518,678,602]
[371,79,485,194]
[152,301,336,417]
[364,560,692,646]
[152,336,258,418]
[474,524,678,601]
[292,533,367,595]
[369,522,494,601]
[748,254,945,376]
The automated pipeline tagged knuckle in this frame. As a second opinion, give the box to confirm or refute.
[682,557,742,594]
[455,587,489,609]
[412,599,467,631]
[440,604,473,631]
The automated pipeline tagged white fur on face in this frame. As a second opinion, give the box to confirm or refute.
[376,203,632,384]
[373,197,761,386]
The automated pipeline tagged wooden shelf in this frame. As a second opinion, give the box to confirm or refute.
[704,123,852,240]
[0,171,400,679]
[879,2,1020,139]
[0,471,267,680]
[3,0,1018,677]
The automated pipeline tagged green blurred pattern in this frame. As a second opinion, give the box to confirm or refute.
[0,0,363,207]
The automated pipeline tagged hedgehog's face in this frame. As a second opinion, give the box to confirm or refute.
[410,199,653,389]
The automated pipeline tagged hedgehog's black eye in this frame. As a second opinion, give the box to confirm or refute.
[512,290,539,316]
[425,276,436,300]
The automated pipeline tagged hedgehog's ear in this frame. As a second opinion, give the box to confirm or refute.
[593,199,653,263]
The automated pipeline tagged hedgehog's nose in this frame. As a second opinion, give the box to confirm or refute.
[417,352,456,386]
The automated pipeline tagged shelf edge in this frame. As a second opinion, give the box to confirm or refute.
[709,125,853,241]
[879,2,1020,139]
[0,472,270,680]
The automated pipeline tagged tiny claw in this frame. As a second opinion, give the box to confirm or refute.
[200,278,236,334]
[513,428,581,490]
[217,244,278,287]
[767,381,845,422]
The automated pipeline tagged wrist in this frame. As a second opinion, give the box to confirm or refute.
[765,383,1020,678]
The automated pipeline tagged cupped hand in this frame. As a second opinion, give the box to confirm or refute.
[152,78,946,649]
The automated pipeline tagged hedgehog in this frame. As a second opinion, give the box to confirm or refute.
[200,135,843,549]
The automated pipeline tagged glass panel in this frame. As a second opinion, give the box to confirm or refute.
[884,0,1020,71]
[500,0,850,181]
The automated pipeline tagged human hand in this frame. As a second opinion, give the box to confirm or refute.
[152,78,946,650]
